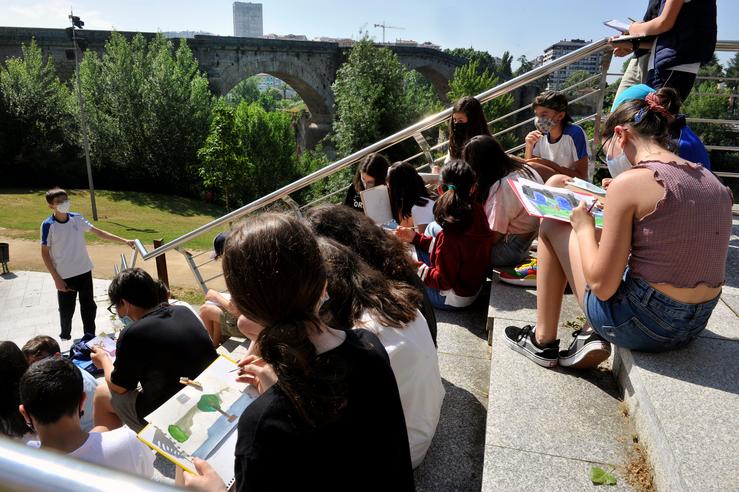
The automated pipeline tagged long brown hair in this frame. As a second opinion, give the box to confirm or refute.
[463,135,534,203]
[317,237,421,330]
[386,162,431,223]
[222,214,347,427]
[603,98,673,151]
[352,153,390,193]
[448,96,490,159]
[433,160,476,234]
[305,204,418,287]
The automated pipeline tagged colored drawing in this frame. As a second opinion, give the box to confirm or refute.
[510,178,604,229]
[146,356,258,459]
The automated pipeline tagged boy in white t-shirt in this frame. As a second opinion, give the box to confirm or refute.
[19,357,155,478]
[524,91,590,182]
[40,188,135,340]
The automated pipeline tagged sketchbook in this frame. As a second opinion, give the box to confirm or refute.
[86,335,117,359]
[603,19,630,33]
[565,177,606,198]
[360,185,394,225]
[509,178,604,229]
[137,355,259,487]
[609,34,655,45]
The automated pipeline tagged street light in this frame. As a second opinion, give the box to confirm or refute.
[68,9,98,221]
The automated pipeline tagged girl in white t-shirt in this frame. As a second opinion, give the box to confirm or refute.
[464,135,543,267]
[317,237,444,469]
[387,162,436,233]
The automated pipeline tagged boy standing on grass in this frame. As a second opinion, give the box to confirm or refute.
[40,188,134,340]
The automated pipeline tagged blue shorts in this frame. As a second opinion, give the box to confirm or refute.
[584,275,720,352]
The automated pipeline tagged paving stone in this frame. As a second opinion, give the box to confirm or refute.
[482,445,632,492]
[699,297,739,341]
[435,314,489,360]
[487,277,582,327]
[615,336,739,492]
[487,318,628,466]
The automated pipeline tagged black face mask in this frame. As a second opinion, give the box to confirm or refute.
[452,122,467,148]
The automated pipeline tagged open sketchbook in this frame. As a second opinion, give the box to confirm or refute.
[509,178,604,229]
[137,355,259,487]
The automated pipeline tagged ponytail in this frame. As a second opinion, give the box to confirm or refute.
[434,160,476,233]
[603,98,674,151]
[222,214,348,427]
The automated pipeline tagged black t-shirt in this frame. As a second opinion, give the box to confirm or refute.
[111,305,218,421]
[343,185,364,211]
[234,329,414,492]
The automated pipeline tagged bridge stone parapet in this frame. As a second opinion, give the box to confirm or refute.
[0,26,464,145]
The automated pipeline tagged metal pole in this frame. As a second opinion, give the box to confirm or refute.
[70,11,98,221]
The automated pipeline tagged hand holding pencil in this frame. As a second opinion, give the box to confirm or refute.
[235,355,277,395]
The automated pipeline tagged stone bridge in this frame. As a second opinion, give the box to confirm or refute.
[0,27,464,143]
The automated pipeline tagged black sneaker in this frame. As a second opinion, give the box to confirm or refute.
[558,330,611,369]
[59,333,71,341]
[504,325,560,368]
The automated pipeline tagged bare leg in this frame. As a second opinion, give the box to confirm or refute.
[93,384,123,430]
[199,304,224,348]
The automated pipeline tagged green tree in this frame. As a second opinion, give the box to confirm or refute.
[562,70,595,90]
[331,38,411,156]
[445,48,513,82]
[403,70,442,119]
[257,87,282,112]
[78,33,211,194]
[225,76,260,105]
[0,39,77,183]
[198,99,299,207]
[726,52,739,90]
[515,55,535,76]
[697,54,723,78]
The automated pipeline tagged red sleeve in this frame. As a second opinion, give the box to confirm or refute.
[421,234,458,291]
[412,233,433,252]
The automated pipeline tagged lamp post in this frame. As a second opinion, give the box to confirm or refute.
[69,10,98,221]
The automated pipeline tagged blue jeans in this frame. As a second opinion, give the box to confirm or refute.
[584,275,720,352]
[491,232,536,267]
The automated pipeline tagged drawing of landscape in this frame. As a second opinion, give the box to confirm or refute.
[512,178,604,228]
[145,356,258,459]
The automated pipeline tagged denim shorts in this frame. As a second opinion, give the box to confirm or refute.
[584,275,720,352]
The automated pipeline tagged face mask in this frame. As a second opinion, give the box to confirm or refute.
[534,117,556,134]
[453,122,467,136]
[119,315,134,328]
[361,178,375,189]
[56,200,71,213]
[606,136,632,178]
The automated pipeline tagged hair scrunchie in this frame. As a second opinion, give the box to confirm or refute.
[644,92,673,119]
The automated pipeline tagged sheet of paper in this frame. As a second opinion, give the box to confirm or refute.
[144,356,258,459]
[411,198,435,226]
[360,185,394,225]
[86,335,117,359]
[509,178,604,229]
[566,177,606,197]
[604,19,630,33]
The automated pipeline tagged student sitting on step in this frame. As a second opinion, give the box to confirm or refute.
[463,135,543,268]
[441,95,491,170]
[20,357,155,478]
[524,91,589,182]
[305,204,438,346]
[183,214,414,492]
[91,268,217,432]
[21,335,98,432]
[387,161,436,234]
[505,95,733,369]
[0,341,34,443]
[343,152,391,211]
[396,160,495,311]
[317,236,444,469]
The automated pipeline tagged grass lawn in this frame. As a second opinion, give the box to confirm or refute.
[0,189,228,252]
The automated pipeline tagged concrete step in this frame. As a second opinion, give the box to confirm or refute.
[612,219,739,491]
[483,279,635,491]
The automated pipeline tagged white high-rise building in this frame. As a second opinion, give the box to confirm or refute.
[233,2,263,38]
[538,39,603,90]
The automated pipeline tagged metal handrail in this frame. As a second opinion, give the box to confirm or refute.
[0,438,176,491]
[133,38,612,261]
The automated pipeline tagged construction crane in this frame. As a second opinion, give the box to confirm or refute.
[374,22,405,44]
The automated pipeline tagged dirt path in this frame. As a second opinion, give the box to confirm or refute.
[0,236,226,291]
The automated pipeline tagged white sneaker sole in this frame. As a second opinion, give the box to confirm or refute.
[559,341,611,369]
[504,335,558,368]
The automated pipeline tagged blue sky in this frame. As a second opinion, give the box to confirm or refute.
[1,0,737,71]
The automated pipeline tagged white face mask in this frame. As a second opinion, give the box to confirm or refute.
[606,136,632,178]
[56,200,71,213]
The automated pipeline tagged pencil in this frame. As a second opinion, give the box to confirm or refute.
[229,357,263,372]
[587,200,598,213]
